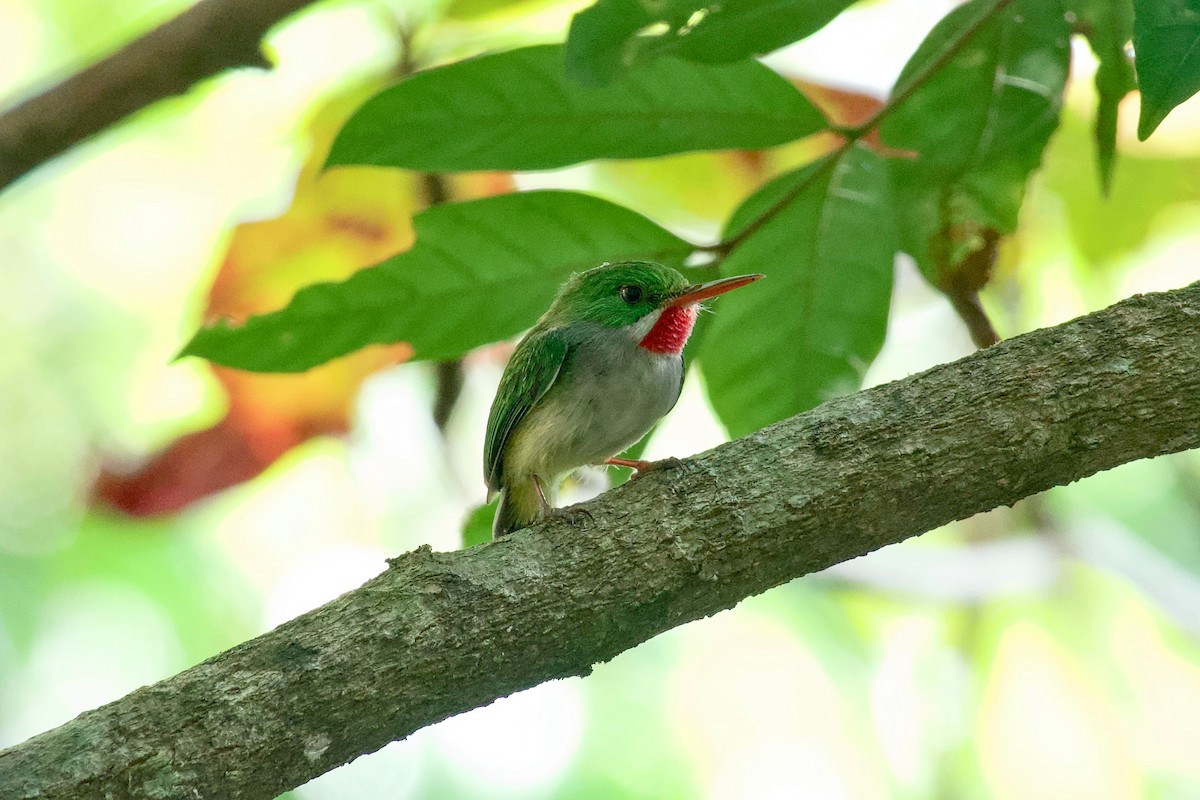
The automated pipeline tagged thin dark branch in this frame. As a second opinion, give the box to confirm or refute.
[0,0,321,193]
[939,227,1003,347]
[420,172,450,205]
[2,281,1198,800]
[432,360,465,432]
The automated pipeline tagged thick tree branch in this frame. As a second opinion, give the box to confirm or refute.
[0,0,321,192]
[3,283,1200,799]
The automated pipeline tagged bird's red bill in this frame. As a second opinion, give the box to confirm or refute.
[666,273,764,307]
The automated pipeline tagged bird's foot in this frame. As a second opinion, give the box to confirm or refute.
[603,456,687,480]
[525,473,593,530]
[544,505,594,529]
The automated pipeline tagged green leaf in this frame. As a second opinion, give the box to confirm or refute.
[326,44,826,172]
[1133,0,1200,139]
[880,0,1070,286]
[566,0,860,86]
[882,0,1069,174]
[700,146,896,438]
[1068,0,1136,192]
[180,191,693,372]
[462,501,498,547]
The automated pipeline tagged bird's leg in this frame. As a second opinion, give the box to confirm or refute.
[532,474,553,515]
[604,457,655,472]
[532,474,593,528]
[603,456,687,480]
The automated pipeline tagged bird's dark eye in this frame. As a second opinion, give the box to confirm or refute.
[619,285,643,304]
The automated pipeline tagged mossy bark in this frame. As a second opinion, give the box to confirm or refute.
[3,282,1199,799]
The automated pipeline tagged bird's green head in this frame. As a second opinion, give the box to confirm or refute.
[546,261,689,328]
[544,261,763,331]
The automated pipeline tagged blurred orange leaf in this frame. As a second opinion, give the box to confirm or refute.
[96,81,513,516]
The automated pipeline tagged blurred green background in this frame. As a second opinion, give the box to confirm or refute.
[2,0,1200,798]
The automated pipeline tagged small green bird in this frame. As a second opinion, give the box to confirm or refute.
[484,260,762,537]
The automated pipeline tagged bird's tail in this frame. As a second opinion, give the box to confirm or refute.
[493,479,545,538]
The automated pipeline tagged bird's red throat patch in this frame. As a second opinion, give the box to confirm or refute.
[639,305,698,355]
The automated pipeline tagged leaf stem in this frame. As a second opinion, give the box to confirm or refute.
[945,288,1001,348]
[704,0,1015,256]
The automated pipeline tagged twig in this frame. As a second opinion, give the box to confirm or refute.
[432,360,465,432]
[939,226,1003,347]
[946,290,1002,348]
[0,0,320,193]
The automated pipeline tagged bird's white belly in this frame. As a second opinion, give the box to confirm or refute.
[504,333,682,483]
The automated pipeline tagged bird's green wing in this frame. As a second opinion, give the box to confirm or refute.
[484,329,570,493]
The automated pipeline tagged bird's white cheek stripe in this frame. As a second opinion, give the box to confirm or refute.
[629,309,663,341]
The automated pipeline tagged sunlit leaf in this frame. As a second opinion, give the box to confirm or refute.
[1067,0,1136,192]
[566,0,860,86]
[701,146,895,438]
[326,44,826,172]
[1133,0,1200,139]
[880,0,1070,287]
[181,191,694,372]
